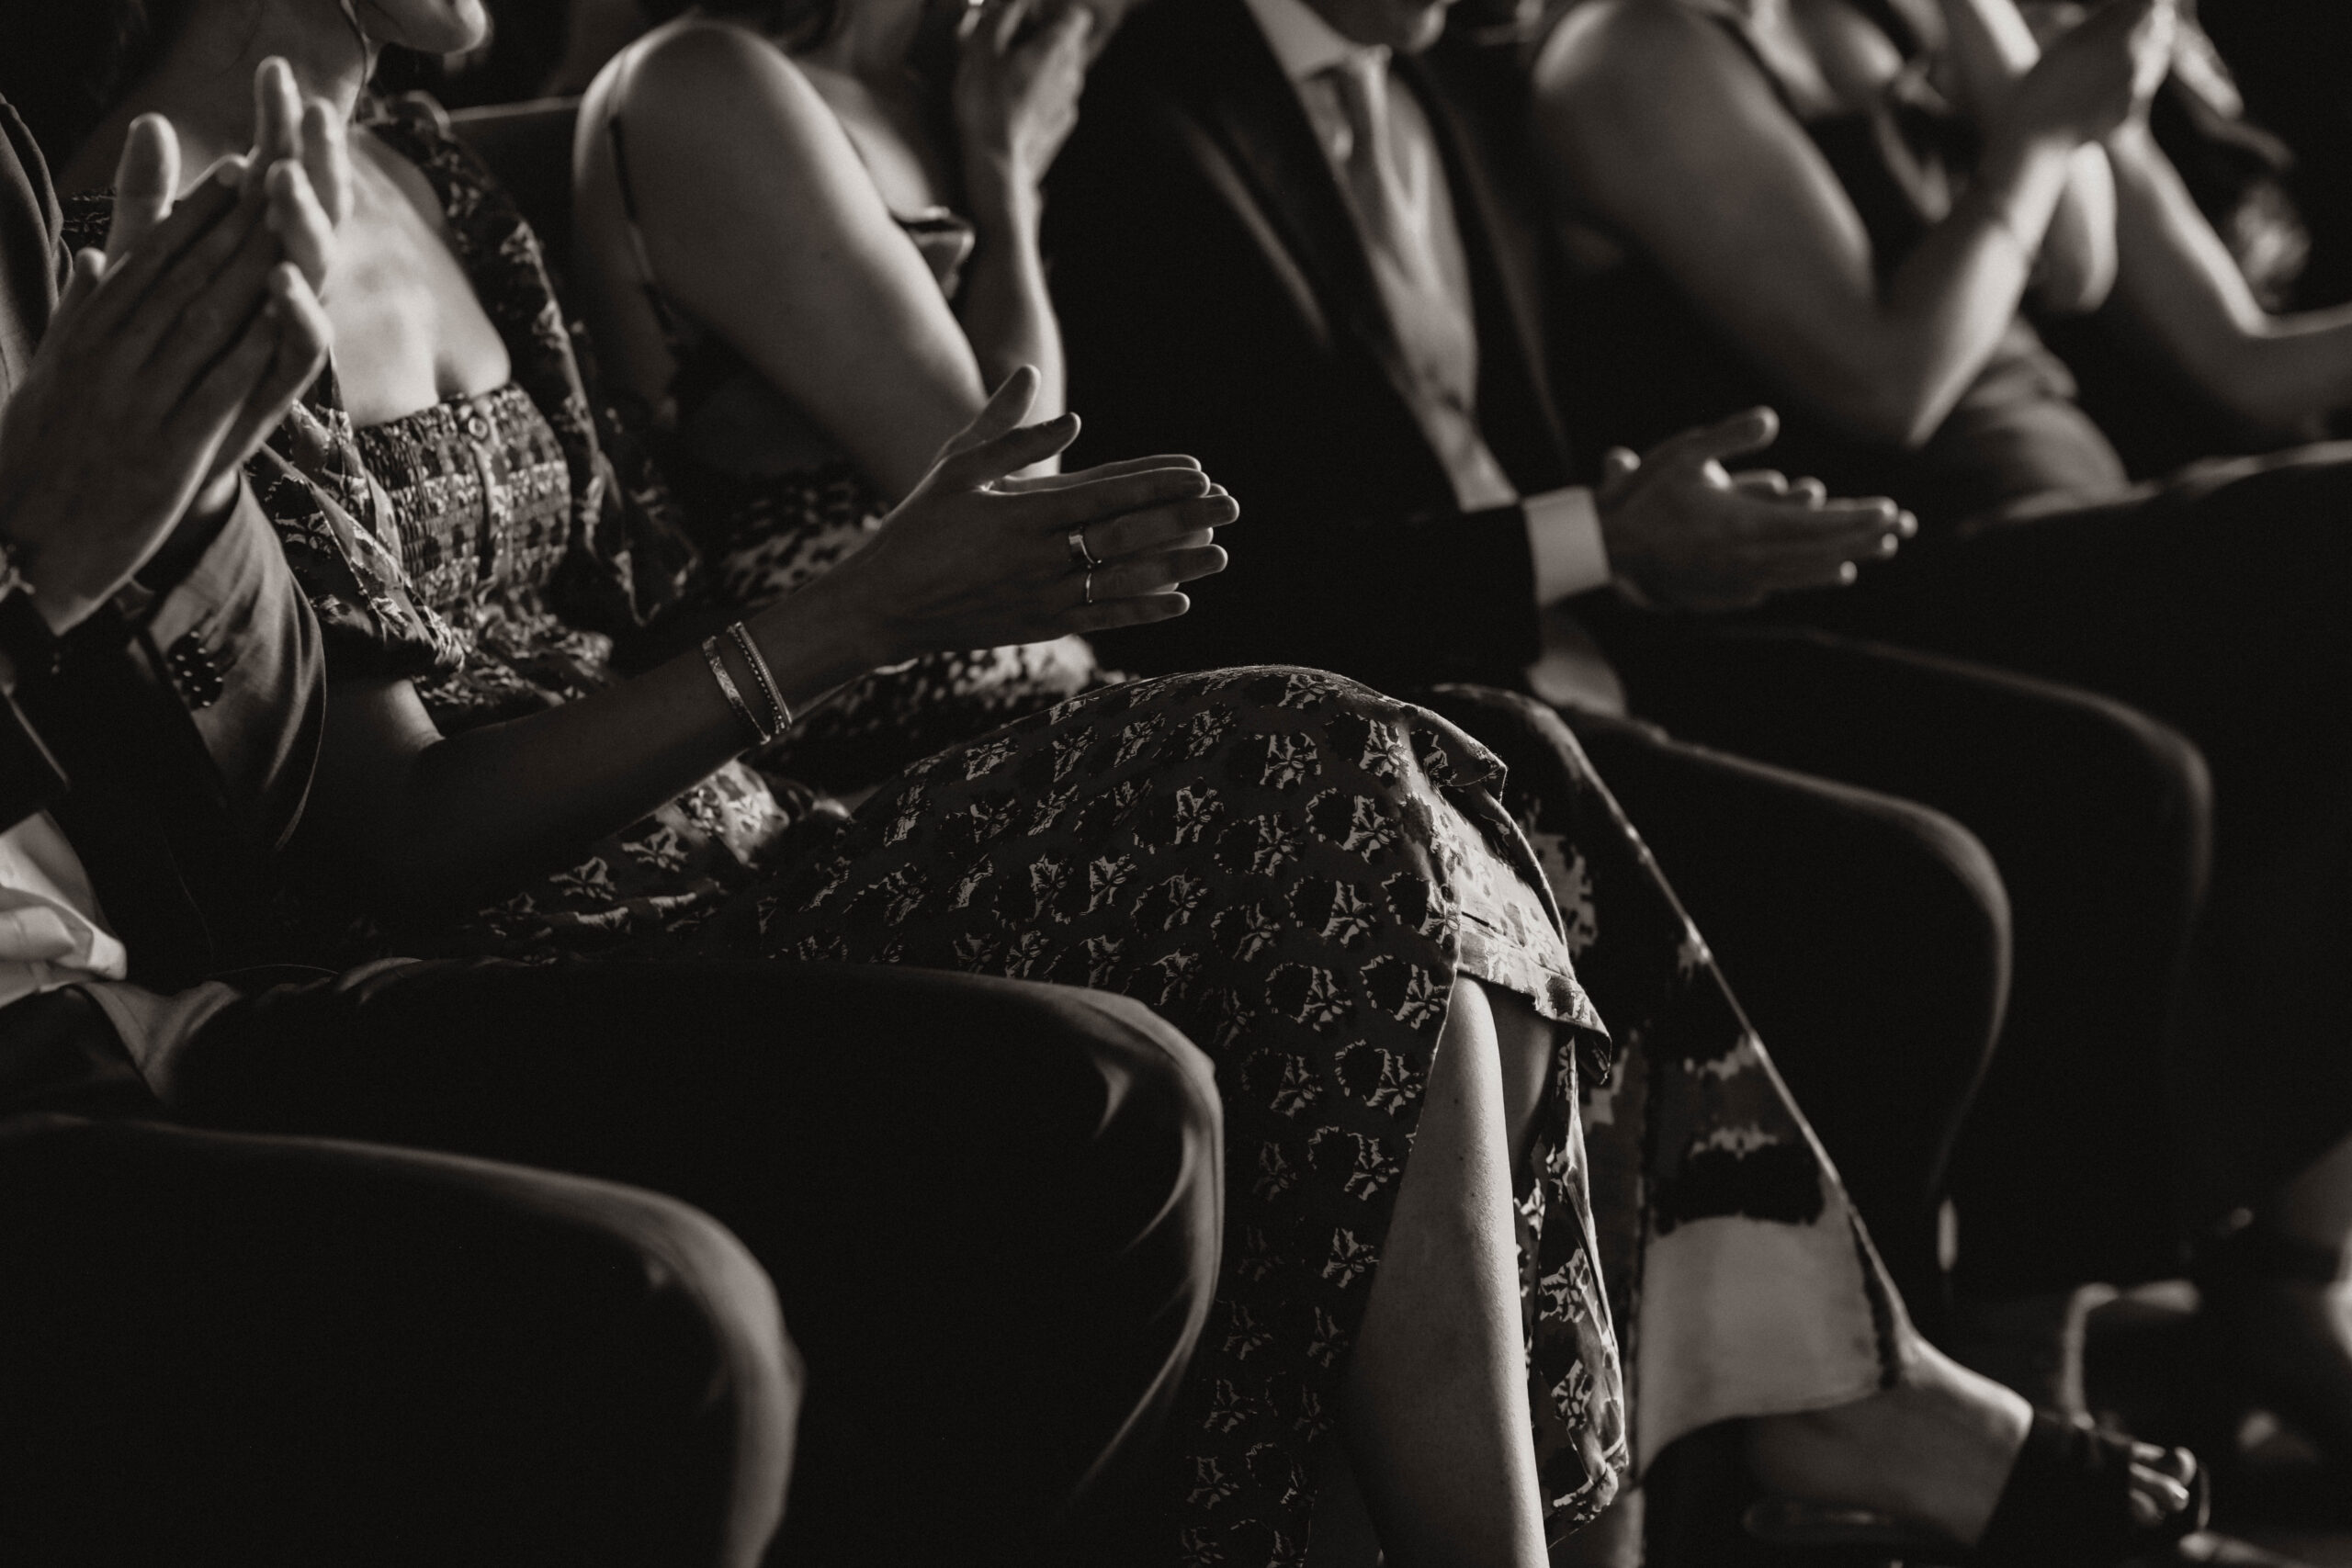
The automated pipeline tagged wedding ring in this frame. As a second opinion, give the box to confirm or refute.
[1067,527,1102,570]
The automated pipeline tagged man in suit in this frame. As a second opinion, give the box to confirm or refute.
[1046,0,2212,1337]
[0,88,1220,1568]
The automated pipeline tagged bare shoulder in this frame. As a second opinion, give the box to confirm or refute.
[1536,0,1739,93]
[1534,0,1796,172]
[590,17,836,158]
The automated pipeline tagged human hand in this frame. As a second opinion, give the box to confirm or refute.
[2007,0,2177,149]
[0,105,334,633]
[1595,408,1914,614]
[954,0,1095,206]
[807,367,1235,665]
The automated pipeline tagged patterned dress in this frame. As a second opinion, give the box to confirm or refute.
[74,96,1916,1566]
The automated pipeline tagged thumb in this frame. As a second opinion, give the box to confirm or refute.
[1639,406,1781,476]
[1601,447,1641,483]
[942,366,1044,461]
[105,114,183,265]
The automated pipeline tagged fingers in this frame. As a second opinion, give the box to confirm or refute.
[941,411,1083,491]
[1639,406,1781,475]
[265,158,335,293]
[246,57,302,192]
[939,365,1044,461]
[1017,462,1213,530]
[1068,591,1192,634]
[107,114,185,265]
[1077,490,1238,558]
[300,96,354,231]
[1083,545,1227,601]
[50,249,107,331]
[140,190,287,396]
[1730,468,1788,497]
[73,162,245,345]
[202,264,333,476]
[993,453,1204,491]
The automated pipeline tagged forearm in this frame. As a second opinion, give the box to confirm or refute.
[1853,130,2077,444]
[2107,123,2352,426]
[1935,0,2115,310]
[958,183,1066,446]
[342,586,879,910]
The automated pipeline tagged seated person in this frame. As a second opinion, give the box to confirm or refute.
[1531,0,2352,1471]
[57,2,2210,1563]
[574,0,1121,791]
[1042,0,2211,1442]
[0,74,1220,1568]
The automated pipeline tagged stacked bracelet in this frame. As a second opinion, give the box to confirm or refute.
[702,634,774,749]
[726,620,794,738]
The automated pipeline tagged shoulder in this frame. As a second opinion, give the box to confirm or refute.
[593,17,829,136]
[1534,0,1759,118]
[1533,0,1794,170]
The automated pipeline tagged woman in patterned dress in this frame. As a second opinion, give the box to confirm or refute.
[36,3,2203,1565]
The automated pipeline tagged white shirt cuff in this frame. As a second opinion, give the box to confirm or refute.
[1524,486,1611,605]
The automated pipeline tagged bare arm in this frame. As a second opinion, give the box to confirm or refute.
[301,378,1236,910]
[952,0,1095,435]
[1533,0,2086,447]
[1931,0,2119,313]
[579,21,989,502]
[2099,121,2352,429]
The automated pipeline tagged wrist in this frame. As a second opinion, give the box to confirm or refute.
[747,574,896,702]
[963,159,1042,231]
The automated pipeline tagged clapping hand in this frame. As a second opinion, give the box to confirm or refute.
[0,58,345,635]
[1596,407,1915,614]
[813,367,1235,664]
[955,0,1095,203]
[2007,0,2177,149]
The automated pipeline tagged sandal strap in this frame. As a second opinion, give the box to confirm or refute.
[1973,1414,2209,1568]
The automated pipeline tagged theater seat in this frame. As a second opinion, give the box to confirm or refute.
[447,96,582,267]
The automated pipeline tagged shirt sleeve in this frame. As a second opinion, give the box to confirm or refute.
[1524,486,1612,605]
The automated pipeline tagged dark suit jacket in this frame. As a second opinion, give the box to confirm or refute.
[0,98,324,989]
[1046,0,1577,691]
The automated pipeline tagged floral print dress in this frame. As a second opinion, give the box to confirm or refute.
[73,95,1918,1566]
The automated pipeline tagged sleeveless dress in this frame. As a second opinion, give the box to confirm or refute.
[599,66,1102,795]
[71,96,1925,1563]
[1553,0,2134,532]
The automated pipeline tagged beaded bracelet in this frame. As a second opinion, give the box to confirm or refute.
[702,634,774,749]
[726,620,795,738]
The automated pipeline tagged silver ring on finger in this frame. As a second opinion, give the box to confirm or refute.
[1067,526,1102,570]
[1083,568,1096,606]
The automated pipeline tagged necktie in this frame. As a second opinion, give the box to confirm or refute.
[1321,55,1518,512]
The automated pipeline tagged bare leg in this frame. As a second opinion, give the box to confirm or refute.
[1747,1337,2192,1540]
[1333,977,1555,1568]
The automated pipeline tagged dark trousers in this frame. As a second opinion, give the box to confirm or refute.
[0,1107,797,1568]
[1586,615,2213,1295]
[1778,446,2352,1227]
[1,963,1223,1568]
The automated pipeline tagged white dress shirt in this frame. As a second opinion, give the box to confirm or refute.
[1242,0,1611,604]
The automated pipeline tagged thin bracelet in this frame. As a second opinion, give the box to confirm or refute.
[702,634,774,749]
[726,620,794,738]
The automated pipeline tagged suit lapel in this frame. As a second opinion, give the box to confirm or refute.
[1172,0,1446,432]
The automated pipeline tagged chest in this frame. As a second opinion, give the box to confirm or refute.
[323,136,514,430]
